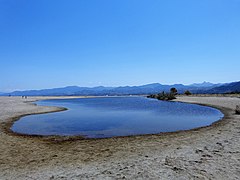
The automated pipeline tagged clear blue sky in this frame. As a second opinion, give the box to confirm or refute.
[0,0,240,92]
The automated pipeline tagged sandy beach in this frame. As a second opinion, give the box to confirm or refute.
[0,96,240,180]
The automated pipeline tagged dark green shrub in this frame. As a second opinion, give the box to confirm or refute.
[184,90,192,96]
[170,87,178,95]
[166,92,176,100]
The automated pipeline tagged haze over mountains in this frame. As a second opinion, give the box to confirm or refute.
[1,81,239,96]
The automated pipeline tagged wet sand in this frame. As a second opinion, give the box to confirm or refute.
[0,96,240,179]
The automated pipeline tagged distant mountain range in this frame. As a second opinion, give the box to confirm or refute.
[204,81,240,94]
[1,81,240,96]
[189,81,223,88]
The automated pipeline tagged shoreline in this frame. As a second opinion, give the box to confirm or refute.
[3,96,227,142]
[0,96,239,179]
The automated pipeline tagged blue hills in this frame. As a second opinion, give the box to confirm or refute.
[1,81,240,96]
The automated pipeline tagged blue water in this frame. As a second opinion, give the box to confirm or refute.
[11,97,224,138]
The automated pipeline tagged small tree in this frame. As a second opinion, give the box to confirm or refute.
[184,90,192,96]
[170,87,178,95]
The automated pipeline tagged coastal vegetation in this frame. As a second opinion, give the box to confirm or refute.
[225,91,240,94]
[184,90,192,96]
[170,88,178,95]
[147,88,177,101]
[147,88,195,101]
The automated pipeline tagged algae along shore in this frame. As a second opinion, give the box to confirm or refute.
[0,96,240,179]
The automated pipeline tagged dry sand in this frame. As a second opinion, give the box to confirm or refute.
[0,96,240,180]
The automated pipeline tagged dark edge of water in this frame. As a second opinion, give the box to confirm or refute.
[1,97,232,144]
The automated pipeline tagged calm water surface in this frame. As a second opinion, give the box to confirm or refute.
[11,97,224,138]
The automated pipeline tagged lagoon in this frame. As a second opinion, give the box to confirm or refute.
[11,97,224,138]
